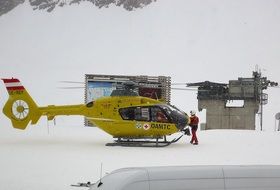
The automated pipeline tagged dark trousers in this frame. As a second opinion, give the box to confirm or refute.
[190,125,198,143]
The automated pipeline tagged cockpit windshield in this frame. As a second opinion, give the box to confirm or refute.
[158,104,188,130]
[159,105,185,116]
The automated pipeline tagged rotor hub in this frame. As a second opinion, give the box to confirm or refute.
[17,106,25,113]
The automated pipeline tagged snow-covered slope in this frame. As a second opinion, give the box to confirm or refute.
[0,125,280,190]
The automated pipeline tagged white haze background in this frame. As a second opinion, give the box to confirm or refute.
[0,1,280,190]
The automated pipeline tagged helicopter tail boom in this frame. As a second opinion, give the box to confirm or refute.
[2,78,90,130]
[2,78,41,130]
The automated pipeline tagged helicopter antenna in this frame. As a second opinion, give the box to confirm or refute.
[255,64,259,73]
[100,163,103,179]
[47,119,50,135]
[97,163,103,187]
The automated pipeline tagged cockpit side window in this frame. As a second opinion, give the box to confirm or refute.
[119,107,135,120]
[119,107,150,121]
[135,107,150,121]
[151,106,169,123]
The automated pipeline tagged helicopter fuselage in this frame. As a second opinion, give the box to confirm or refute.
[84,96,188,138]
[2,78,189,142]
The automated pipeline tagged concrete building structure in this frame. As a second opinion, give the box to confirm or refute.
[189,71,278,130]
[198,99,259,130]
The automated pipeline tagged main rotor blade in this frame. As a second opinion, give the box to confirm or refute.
[57,87,84,89]
[58,86,209,91]
[171,87,208,91]
[171,83,200,89]
[171,83,188,85]
[59,81,84,84]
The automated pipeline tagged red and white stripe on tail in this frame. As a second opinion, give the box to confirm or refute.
[2,78,25,91]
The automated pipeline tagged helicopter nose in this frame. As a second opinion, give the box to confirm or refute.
[176,115,188,131]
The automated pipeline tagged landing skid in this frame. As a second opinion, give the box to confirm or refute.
[106,134,184,147]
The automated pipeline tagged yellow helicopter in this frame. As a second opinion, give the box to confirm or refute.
[1,78,191,147]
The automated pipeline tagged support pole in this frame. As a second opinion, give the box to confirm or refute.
[260,89,263,131]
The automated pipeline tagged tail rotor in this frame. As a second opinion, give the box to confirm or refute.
[12,100,30,120]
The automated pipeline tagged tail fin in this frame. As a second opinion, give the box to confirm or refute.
[2,78,41,130]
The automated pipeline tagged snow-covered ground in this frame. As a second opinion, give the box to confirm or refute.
[1,1,280,190]
[0,122,280,190]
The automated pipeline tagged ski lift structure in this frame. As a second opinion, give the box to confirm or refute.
[187,70,278,130]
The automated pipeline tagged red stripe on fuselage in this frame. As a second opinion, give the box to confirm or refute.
[6,86,25,91]
[2,78,20,83]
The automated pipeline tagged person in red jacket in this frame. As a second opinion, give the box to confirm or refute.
[189,110,199,145]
